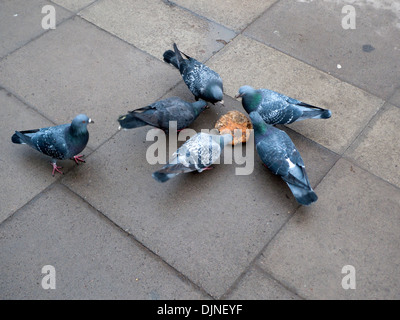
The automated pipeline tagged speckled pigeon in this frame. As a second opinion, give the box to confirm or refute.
[163,43,224,104]
[11,114,93,176]
[236,85,331,125]
[152,132,232,183]
[117,97,207,132]
[249,112,317,206]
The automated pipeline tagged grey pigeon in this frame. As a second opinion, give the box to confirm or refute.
[163,43,224,104]
[11,114,93,176]
[117,97,207,132]
[152,132,232,183]
[249,111,317,206]
[236,85,331,125]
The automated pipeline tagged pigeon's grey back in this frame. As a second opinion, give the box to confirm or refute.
[171,132,228,172]
[183,62,223,101]
[256,89,303,124]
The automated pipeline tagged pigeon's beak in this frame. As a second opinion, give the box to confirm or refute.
[219,100,225,106]
[88,118,94,124]
[234,93,243,99]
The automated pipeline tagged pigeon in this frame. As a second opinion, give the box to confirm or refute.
[249,111,317,206]
[235,85,331,125]
[163,43,224,104]
[117,97,207,132]
[152,132,232,183]
[11,114,93,176]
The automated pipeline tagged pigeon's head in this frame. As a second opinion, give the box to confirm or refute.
[235,86,260,113]
[205,84,224,104]
[235,85,256,99]
[71,114,93,134]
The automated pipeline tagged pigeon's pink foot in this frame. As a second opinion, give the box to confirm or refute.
[203,166,214,171]
[51,162,63,176]
[72,154,85,165]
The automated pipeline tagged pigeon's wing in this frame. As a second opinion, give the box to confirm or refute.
[29,125,69,160]
[259,89,330,124]
[256,139,290,177]
[258,99,302,125]
[182,61,222,98]
[128,99,176,128]
[258,89,303,124]
[134,98,195,130]
[282,147,311,189]
[172,133,221,171]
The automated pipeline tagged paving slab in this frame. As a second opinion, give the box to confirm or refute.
[0,17,180,150]
[345,104,400,188]
[226,267,300,300]
[208,35,384,154]
[51,0,96,12]
[171,0,277,32]
[389,87,400,108]
[0,89,77,224]
[0,184,207,299]
[258,159,400,300]
[0,0,72,59]
[61,82,337,297]
[244,0,400,100]
[79,0,236,62]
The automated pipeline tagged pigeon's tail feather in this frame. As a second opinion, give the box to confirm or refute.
[11,130,36,144]
[300,109,331,120]
[152,171,179,183]
[12,132,24,144]
[118,113,148,129]
[286,182,318,206]
[163,50,180,69]
[297,103,332,120]
[320,109,332,119]
[152,163,194,183]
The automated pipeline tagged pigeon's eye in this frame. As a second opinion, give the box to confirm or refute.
[82,121,86,123]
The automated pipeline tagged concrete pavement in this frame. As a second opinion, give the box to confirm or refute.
[1,0,399,299]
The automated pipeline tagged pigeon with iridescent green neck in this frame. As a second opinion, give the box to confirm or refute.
[249,111,317,206]
[11,114,93,176]
[236,85,331,125]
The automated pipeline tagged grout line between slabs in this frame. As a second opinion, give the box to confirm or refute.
[252,264,306,300]
[0,7,76,64]
[340,101,387,156]
[49,0,102,14]
[59,181,215,300]
[0,84,58,126]
[343,156,400,193]
[0,180,62,228]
